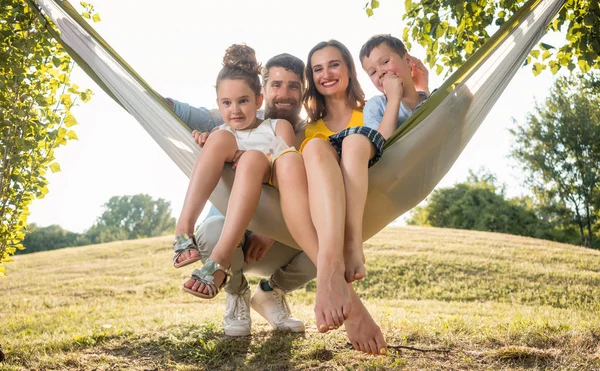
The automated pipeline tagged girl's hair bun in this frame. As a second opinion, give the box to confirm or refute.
[222,44,261,75]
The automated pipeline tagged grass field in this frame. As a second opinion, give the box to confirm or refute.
[1,226,600,370]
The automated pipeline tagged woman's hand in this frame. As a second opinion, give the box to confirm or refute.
[192,130,210,147]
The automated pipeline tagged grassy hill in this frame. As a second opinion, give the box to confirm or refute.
[1,226,599,370]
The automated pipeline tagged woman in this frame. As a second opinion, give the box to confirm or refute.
[297,40,388,355]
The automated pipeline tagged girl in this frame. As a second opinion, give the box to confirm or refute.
[173,44,299,299]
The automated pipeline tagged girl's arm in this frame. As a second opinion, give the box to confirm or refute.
[275,119,296,147]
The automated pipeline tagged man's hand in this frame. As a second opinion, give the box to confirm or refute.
[243,232,275,264]
[192,130,210,147]
[408,55,430,95]
[382,73,404,104]
[231,150,245,170]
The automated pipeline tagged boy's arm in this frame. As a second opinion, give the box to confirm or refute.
[274,119,296,147]
[366,74,403,140]
[163,97,224,132]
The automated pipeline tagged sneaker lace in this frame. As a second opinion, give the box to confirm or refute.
[232,294,249,321]
[273,291,291,319]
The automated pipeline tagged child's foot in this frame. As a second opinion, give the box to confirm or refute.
[344,290,387,355]
[182,259,230,298]
[343,244,366,283]
[314,262,351,332]
[173,233,201,268]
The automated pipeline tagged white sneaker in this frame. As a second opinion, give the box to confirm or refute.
[223,289,251,336]
[250,282,305,333]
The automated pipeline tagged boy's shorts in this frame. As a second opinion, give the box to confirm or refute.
[328,126,385,168]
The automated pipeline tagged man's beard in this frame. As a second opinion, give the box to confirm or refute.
[264,100,301,125]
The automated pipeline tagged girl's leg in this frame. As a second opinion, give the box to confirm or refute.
[300,139,351,331]
[175,130,238,265]
[339,134,374,282]
[185,150,271,295]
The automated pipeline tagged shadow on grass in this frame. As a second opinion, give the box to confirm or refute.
[246,330,307,370]
[101,323,254,369]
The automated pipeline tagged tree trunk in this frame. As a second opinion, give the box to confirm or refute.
[574,207,586,246]
[585,203,594,248]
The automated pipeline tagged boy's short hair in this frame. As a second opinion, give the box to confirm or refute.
[359,34,408,62]
[262,53,305,86]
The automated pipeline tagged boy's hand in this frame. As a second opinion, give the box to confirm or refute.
[408,55,430,95]
[192,130,210,147]
[382,73,404,104]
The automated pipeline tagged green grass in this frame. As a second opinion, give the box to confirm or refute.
[1,226,600,370]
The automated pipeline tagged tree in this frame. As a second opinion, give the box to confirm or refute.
[0,1,98,276]
[365,0,600,76]
[408,170,551,238]
[87,194,176,243]
[19,223,84,254]
[510,72,600,248]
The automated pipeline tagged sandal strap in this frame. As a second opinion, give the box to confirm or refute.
[190,259,231,293]
[173,233,197,253]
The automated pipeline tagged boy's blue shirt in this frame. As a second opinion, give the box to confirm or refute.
[363,91,429,131]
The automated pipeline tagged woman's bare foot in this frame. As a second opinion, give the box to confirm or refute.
[343,243,366,283]
[315,261,352,332]
[344,289,387,355]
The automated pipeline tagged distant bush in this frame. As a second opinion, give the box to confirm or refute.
[20,194,176,254]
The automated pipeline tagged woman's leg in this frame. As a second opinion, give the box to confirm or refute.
[185,150,270,295]
[339,134,375,282]
[175,130,238,265]
[271,152,318,261]
[300,139,351,331]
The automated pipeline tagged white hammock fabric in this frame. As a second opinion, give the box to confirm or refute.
[33,0,564,247]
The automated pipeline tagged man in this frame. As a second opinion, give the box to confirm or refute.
[165,54,315,337]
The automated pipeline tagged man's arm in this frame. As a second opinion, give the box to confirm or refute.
[163,97,224,133]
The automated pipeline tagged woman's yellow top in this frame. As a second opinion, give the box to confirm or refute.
[300,110,364,152]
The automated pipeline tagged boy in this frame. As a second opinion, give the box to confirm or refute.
[359,34,430,139]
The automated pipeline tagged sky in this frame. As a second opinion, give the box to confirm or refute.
[27,0,564,233]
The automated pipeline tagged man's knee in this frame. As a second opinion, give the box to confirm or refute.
[195,216,225,260]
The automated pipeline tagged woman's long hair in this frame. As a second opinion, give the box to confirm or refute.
[303,40,365,123]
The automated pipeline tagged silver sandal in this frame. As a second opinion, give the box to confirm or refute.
[172,233,202,268]
[182,259,231,299]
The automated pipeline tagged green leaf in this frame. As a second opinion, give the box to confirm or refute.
[404,0,412,13]
[530,50,540,59]
[49,162,61,173]
[435,64,443,75]
[549,61,559,75]
[465,41,474,54]
[577,59,590,73]
[542,50,551,60]
[64,114,78,127]
[67,130,78,140]
[366,8,374,17]
[532,63,546,76]
[370,0,380,9]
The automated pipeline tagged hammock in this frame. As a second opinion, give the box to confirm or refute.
[30,0,565,248]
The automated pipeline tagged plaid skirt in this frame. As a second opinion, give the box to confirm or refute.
[328,126,386,168]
